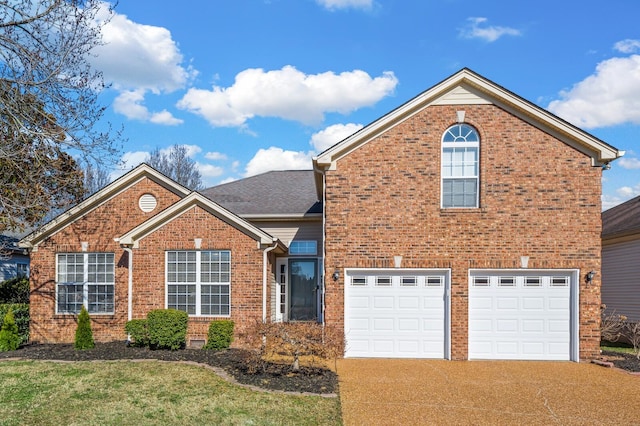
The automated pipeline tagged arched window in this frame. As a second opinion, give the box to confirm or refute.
[441,124,479,208]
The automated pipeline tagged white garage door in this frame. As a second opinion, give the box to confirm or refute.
[469,271,575,361]
[345,269,449,359]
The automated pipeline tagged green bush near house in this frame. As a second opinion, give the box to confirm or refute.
[203,320,234,350]
[147,309,188,350]
[0,277,29,304]
[125,319,150,347]
[0,308,21,351]
[75,306,95,350]
[0,304,29,346]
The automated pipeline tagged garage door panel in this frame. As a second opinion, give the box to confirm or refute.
[497,297,518,310]
[522,297,544,310]
[398,318,420,331]
[522,319,544,332]
[398,296,419,309]
[349,296,370,309]
[373,296,394,309]
[373,318,394,331]
[469,273,572,361]
[345,270,448,359]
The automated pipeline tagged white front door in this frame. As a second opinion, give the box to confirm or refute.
[468,270,576,361]
[344,269,450,359]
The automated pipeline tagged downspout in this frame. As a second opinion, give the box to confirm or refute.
[262,241,279,323]
[122,245,134,340]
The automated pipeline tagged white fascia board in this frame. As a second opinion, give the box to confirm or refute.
[118,192,277,247]
[20,164,191,249]
[314,69,623,167]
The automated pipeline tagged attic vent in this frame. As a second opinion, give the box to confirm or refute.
[139,193,158,212]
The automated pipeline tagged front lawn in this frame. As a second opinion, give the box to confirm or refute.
[0,360,342,426]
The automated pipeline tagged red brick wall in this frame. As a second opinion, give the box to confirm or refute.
[323,104,602,360]
[130,205,265,346]
[29,177,266,347]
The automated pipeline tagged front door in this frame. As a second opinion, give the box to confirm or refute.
[289,259,318,321]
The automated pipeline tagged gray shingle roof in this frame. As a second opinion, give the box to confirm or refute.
[201,170,322,216]
[602,195,640,238]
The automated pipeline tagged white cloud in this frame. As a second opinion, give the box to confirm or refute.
[547,55,640,128]
[92,5,196,124]
[459,17,521,42]
[177,66,398,127]
[93,8,195,92]
[113,90,184,125]
[196,162,224,181]
[614,39,640,54]
[109,150,150,181]
[310,123,363,152]
[618,157,640,170]
[316,0,373,11]
[205,152,228,161]
[150,110,183,126]
[244,147,314,177]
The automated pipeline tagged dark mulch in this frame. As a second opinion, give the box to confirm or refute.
[600,350,640,372]
[0,341,338,395]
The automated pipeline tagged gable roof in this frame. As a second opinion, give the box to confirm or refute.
[602,195,640,240]
[201,170,322,218]
[117,192,284,249]
[19,164,192,250]
[314,68,623,177]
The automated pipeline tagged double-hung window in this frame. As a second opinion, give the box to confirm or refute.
[56,253,115,314]
[166,250,231,316]
[441,123,480,208]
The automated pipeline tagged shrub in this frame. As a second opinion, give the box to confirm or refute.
[125,319,149,347]
[0,308,21,351]
[241,321,345,371]
[74,306,94,350]
[0,277,29,304]
[0,304,29,346]
[203,320,234,350]
[601,304,626,343]
[147,309,188,350]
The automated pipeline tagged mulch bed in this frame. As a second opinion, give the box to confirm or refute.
[0,341,338,395]
[599,350,640,372]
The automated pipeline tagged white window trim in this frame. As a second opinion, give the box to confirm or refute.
[441,124,480,209]
[55,253,115,315]
[165,250,231,317]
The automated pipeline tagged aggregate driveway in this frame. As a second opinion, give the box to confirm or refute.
[337,359,640,425]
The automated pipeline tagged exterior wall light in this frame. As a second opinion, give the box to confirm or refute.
[586,270,596,283]
[332,269,340,281]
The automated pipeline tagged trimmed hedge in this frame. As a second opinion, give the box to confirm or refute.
[203,320,234,350]
[125,319,149,347]
[147,309,188,350]
[0,304,29,346]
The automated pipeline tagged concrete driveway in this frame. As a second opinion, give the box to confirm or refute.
[337,359,640,425]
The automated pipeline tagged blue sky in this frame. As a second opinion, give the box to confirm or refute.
[92,0,640,210]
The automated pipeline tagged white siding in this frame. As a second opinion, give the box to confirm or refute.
[254,220,323,251]
[602,238,640,322]
[433,86,492,106]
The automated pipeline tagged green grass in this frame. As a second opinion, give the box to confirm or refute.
[601,343,635,354]
[0,361,342,426]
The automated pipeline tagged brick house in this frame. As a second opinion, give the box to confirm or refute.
[21,69,622,361]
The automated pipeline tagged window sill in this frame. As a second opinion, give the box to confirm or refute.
[440,207,486,214]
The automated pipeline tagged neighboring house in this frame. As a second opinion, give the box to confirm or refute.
[20,69,623,361]
[602,195,640,322]
[0,235,30,281]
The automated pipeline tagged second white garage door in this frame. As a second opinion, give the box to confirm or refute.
[344,269,450,359]
[469,270,577,361]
